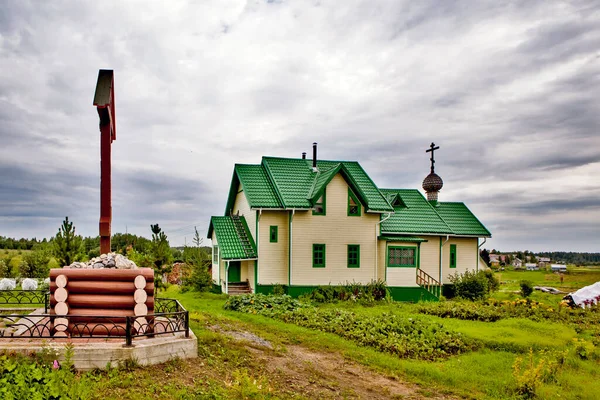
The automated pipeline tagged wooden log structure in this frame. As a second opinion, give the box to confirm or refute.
[49,268,154,337]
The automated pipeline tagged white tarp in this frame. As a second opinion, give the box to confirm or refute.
[567,282,600,307]
[21,278,38,291]
[0,278,16,290]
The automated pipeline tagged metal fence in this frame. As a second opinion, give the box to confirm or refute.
[0,294,189,346]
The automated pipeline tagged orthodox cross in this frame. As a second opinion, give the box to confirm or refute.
[426,142,439,174]
[93,70,116,255]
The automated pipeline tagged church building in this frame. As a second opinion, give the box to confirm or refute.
[207,143,491,301]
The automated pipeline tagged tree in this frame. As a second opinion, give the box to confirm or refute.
[53,217,83,267]
[150,224,173,290]
[183,227,212,292]
[480,248,490,266]
[21,245,51,278]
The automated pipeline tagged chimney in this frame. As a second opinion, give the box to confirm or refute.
[302,152,306,160]
[312,142,318,172]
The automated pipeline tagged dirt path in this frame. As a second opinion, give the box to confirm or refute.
[217,327,457,399]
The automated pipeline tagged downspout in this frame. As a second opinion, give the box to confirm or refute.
[477,237,487,272]
[256,209,262,292]
[225,260,230,295]
[375,213,393,282]
[288,209,295,286]
[439,235,450,284]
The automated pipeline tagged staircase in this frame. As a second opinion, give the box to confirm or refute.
[231,214,256,258]
[416,269,441,300]
[228,281,252,295]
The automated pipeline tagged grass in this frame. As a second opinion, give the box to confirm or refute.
[171,288,600,399]
[2,271,600,399]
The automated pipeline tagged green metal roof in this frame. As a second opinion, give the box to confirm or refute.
[380,189,453,235]
[217,156,491,239]
[225,157,393,212]
[434,202,491,237]
[207,216,257,260]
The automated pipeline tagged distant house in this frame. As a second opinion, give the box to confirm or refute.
[513,258,523,268]
[538,257,551,263]
[489,254,500,267]
[551,264,567,273]
[525,263,538,271]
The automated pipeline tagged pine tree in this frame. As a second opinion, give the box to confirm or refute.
[53,217,83,267]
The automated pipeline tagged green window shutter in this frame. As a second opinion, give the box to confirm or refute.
[387,246,417,267]
[269,226,278,243]
[313,189,326,215]
[212,245,219,264]
[450,244,457,268]
[347,189,361,216]
[313,244,326,268]
[347,244,360,268]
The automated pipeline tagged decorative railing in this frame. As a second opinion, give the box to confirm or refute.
[0,290,50,312]
[416,269,441,299]
[0,297,189,346]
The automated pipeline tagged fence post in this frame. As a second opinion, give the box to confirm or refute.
[45,291,49,313]
[185,311,190,338]
[125,316,133,346]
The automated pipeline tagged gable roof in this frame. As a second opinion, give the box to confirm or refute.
[379,189,491,237]
[380,189,453,235]
[434,202,492,237]
[207,216,257,260]
[225,157,394,213]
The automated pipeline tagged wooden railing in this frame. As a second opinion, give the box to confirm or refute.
[416,269,441,299]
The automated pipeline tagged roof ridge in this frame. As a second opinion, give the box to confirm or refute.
[261,158,287,208]
[416,191,454,233]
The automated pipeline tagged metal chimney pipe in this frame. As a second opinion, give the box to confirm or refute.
[312,142,317,169]
[302,152,306,159]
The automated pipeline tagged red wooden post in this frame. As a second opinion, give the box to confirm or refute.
[93,70,116,255]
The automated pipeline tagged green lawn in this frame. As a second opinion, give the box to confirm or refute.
[171,287,600,400]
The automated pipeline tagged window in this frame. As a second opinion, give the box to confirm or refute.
[347,244,360,268]
[313,244,326,268]
[269,226,278,243]
[212,245,219,264]
[313,190,326,215]
[387,246,417,267]
[450,244,457,268]
[348,189,361,216]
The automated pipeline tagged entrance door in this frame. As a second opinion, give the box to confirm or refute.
[228,261,241,282]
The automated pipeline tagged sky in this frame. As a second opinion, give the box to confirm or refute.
[0,0,599,252]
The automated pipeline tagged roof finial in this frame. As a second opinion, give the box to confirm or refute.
[422,142,443,204]
[425,142,439,174]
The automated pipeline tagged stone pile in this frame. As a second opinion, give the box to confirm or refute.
[66,253,138,269]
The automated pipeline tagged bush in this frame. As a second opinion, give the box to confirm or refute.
[302,280,389,303]
[482,269,500,292]
[520,280,534,298]
[183,262,213,292]
[449,270,490,301]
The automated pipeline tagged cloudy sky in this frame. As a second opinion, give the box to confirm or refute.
[1,0,599,252]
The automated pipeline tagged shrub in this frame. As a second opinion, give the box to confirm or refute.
[272,284,286,296]
[520,280,534,298]
[302,280,389,303]
[183,262,213,292]
[482,269,500,292]
[449,270,490,301]
[0,259,8,278]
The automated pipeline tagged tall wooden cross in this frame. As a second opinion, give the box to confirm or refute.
[93,70,116,255]
[426,142,439,174]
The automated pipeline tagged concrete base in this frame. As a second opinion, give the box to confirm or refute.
[0,331,197,371]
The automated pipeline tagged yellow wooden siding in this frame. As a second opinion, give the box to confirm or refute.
[291,174,379,285]
[380,241,420,287]
[232,183,256,241]
[441,237,478,284]
[240,260,254,290]
[258,211,289,285]
[211,232,220,284]
[419,237,441,281]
